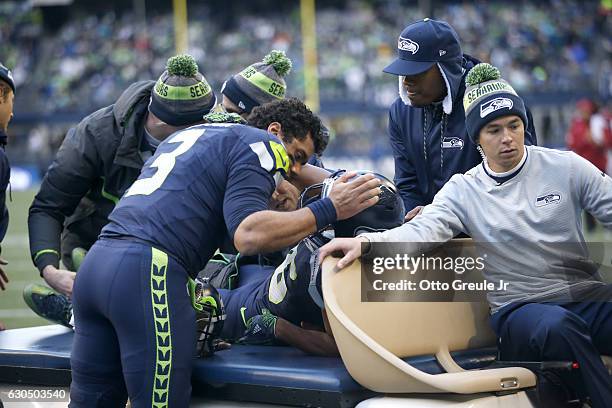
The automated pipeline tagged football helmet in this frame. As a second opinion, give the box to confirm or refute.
[188,278,226,357]
[303,170,405,308]
[299,170,405,237]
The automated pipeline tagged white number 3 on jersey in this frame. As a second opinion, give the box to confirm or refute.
[126,128,204,197]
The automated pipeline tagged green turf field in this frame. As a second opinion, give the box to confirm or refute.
[0,189,49,329]
[0,188,610,330]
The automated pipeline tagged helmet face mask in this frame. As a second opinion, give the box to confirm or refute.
[299,170,405,238]
[189,278,226,357]
[298,182,324,209]
[334,173,405,238]
[304,170,405,312]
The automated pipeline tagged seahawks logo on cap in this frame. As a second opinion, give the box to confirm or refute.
[398,37,419,54]
[480,97,513,118]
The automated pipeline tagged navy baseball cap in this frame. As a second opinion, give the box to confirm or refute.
[0,62,15,94]
[383,18,462,76]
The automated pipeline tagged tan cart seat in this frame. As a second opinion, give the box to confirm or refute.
[322,240,537,394]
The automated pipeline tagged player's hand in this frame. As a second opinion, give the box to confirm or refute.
[318,236,368,270]
[238,309,278,345]
[404,205,424,222]
[42,266,76,297]
[0,257,8,290]
[328,172,381,220]
[270,180,299,211]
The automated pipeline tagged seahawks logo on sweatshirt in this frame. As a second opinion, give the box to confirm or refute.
[535,192,561,207]
[442,137,464,149]
[480,97,513,118]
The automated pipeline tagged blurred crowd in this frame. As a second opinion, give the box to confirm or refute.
[0,0,610,169]
[566,98,612,230]
[2,0,610,114]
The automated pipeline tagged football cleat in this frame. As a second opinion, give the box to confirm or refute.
[23,284,73,328]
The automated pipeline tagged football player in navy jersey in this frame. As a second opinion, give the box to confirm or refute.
[69,98,384,408]
[216,171,405,357]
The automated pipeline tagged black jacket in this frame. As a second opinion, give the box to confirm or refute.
[28,80,155,272]
[388,55,537,212]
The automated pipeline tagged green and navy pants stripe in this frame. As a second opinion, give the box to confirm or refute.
[70,238,196,407]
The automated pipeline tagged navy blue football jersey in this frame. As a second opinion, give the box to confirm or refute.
[219,233,329,340]
[101,123,290,277]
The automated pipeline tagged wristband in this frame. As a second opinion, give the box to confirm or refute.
[306,197,338,231]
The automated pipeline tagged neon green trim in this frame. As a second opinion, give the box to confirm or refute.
[150,247,171,408]
[202,295,217,309]
[240,306,247,326]
[213,249,231,264]
[269,141,290,173]
[100,178,119,205]
[71,247,88,272]
[187,278,203,312]
[239,67,285,99]
[154,79,212,100]
[34,249,60,262]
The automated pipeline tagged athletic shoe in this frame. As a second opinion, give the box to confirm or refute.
[23,284,73,328]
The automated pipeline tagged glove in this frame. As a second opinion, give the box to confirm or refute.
[202,111,246,124]
[71,247,88,272]
[238,308,278,345]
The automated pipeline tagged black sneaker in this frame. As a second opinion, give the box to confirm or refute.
[23,284,73,328]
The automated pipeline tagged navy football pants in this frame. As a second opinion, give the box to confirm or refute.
[218,266,273,340]
[491,297,612,408]
[69,239,196,408]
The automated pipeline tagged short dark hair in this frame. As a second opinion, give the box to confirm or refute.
[0,81,11,103]
[247,97,327,156]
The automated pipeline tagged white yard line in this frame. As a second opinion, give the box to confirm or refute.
[0,309,38,318]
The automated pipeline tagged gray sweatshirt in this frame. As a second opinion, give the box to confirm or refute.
[363,146,612,312]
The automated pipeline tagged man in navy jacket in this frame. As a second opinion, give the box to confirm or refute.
[383,19,537,219]
[0,62,14,329]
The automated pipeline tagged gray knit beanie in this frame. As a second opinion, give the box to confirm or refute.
[148,54,217,126]
[220,50,292,114]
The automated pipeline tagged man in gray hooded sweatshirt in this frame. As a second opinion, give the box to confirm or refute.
[383,19,537,220]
